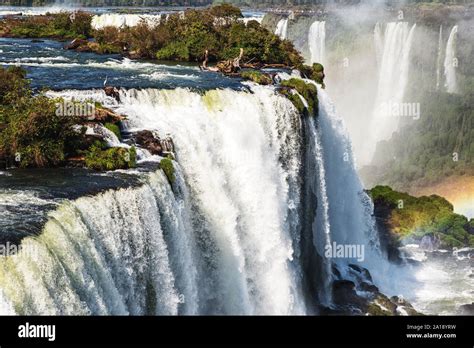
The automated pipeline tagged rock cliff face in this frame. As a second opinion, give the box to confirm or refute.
[326,263,421,316]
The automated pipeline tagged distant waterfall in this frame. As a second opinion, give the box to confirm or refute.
[444,25,458,94]
[364,22,417,165]
[374,22,384,67]
[91,14,163,29]
[275,19,289,40]
[308,21,326,65]
[436,25,443,90]
[0,84,392,315]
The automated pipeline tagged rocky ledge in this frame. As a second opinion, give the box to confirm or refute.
[322,264,422,316]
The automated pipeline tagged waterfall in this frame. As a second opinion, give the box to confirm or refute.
[308,21,326,65]
[363,22,416,165]
[0,84,394,315]
[436,25,443,90]
[91,14,163,30]
[374,22,384,67]
[444,25,458,94]
[275,19,289,40]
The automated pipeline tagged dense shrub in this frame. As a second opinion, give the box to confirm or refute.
[280,78,318,116]
[85,141,136,171]
[0,66,83,167]
[369,185,474,248]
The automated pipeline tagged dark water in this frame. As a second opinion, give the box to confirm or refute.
[0,38,245,90]
[0,165,159,244]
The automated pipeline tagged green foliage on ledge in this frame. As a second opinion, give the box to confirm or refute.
[369,185,474,249]
[105,122,122,140]
[85,141,136,171]
[2,11,93,39]
[160,157,175,184]
[299,63,325,88]
[280,78,318,116]
[0,66,81,168]
[240,70,273,85]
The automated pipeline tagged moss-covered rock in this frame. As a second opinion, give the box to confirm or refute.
[240,70,273,85]
[280,78,318,116]
[369,185,474,249]
[104,122,122,140]
[85,141,136,171]
[160,157,175,184]
[299,63,325,88]
[279,88,306,115]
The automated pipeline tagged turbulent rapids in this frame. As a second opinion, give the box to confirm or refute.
[0,85,388,315]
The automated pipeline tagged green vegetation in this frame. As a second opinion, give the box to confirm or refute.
[0,66,81,167]
[366,91,474,190]
[299,63,325,88]
[369,185,474,249]
[160,157,175,184]
[280,78,318,116]
[1,11,92,39]
[122,6,302,65]
[105,122,122,140]
[240,70,273,85]
[0,5,303,68]
[0,66,133,171]
[84,141,136,171]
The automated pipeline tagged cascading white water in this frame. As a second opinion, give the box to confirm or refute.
[308,21,326,65]
[436,25,443,90]
[363,22,416,165]
[91,13,164,29]
[275,19,289,40]
[0,82,401,315]
[444,25,458,94]
[310,85,403,298]
[0,170,186,315]
[0,86,313,315]
[374,22,384,67]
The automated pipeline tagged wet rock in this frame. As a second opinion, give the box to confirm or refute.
[65,38,88,50]
[332,280,366,308]
[88,108,126,124]
[104,86,121,102]
[459,303,474,315]
[359,281,379,293]
[332,265,342,280]
[348,264,373,283]
[127,50,142,60]
[134,130,163,156]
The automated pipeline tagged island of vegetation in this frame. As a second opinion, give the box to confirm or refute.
[0,65,137,170]
[369,185,474,256]
[0,5,324,172]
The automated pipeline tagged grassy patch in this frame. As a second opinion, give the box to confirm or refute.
[280,78,318,116]
[160,157,175,184]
